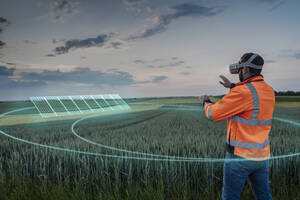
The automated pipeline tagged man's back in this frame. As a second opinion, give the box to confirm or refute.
[204,75,275,160]
[229,78,275,160]
[199,52,275,199]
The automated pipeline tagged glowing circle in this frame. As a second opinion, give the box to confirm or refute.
[0,106,299,162]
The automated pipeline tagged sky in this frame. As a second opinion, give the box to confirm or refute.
[0,0,300,101]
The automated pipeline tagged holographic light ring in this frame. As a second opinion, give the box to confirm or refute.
[0,106,299,162]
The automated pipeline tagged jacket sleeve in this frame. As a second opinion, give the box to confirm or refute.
[204,86,251,122]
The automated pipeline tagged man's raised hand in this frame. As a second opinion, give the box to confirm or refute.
[219,75,232,88]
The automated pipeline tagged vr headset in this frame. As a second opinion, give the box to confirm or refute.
[229,54,263,74]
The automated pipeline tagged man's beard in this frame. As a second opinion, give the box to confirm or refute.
[239,70,244,82]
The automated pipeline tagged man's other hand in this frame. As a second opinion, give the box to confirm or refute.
[219,75,232,88]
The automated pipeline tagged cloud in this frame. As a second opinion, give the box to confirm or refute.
[281,49,300,60]
[0,78,47,89]
[5,62,16,66]
[269,1,285,11]
[0,17,9,24]
[151,75,167,83]
[179,71,191,76]
[107,41,124,50]
[52,38,67,44]
[0,65,168,91]
[46,54,56,57]
[264,60,276,63]
[50,0,80,22]
[0,59,17,66]
[0,66,46,89]
[152,58,163,62]
[147,6,153,13]
[0,17,9,48]
[0,40,5,49]
[23,40,38,45]
[0,66,15,76]
[147,60,185,68]
[20,67,136,86]
[53,33,114,55]
[134,57,186,68]
[127,2,225,40]
[134,59,146,64]
[122,0,149,14]
[123,0,148,5]
[254,0,285,11]
[134,58,165,64]
[0,16,10,32]
[256,0,280,3]
[294,53,300,59]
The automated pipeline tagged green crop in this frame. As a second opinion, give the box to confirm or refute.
[0,97,299,199]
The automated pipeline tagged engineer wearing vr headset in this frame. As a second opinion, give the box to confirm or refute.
[199,53,275,200]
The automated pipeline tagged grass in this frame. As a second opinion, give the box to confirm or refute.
[0,96,299,199]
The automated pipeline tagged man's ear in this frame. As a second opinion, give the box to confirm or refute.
[244,67,250,73]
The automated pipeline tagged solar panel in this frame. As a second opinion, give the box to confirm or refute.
[30,94,130,118]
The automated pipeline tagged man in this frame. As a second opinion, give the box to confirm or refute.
[199,53,275,200]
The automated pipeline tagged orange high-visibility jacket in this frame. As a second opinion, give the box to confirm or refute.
[204,75,275,160]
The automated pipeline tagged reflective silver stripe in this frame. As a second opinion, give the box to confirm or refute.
[229,82,272,126]
[227,79,271,150]
[246,83,259,120]
[247,54,258,63]
[230,116,272,126]
[207,107,214,121]
[204,102,212,107]
[227,138,269,149]
[204,103,214,121]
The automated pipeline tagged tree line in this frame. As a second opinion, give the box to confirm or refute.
[274,91,300,96]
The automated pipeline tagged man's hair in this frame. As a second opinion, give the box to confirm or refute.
[240,52,264,75]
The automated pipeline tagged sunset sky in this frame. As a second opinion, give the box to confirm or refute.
[0,0,300,101]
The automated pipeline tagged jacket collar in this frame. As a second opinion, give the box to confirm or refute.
[236,75,264,86]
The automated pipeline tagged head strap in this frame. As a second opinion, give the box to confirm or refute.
[240,54,262,69]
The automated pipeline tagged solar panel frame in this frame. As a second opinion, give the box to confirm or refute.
[30,94,130,118]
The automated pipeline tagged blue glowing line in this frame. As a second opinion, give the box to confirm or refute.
[90,95,104,111]
[71,104,300,161]
[57,97,71,115]
[114,94,131,110]
[273,117,300,127]
[129,102,202,111]
[43,97,57,117]
[32,97,51,117]
[69,96,82,113]
[39,97,51,114]
[71,113,203,160]
[100,95,114,111]
[74,96,90,114]
[109,94,124,110]
[30,97,45,118]
[0,106,299,162]
[0,107,216,162]
[80,96,94,113]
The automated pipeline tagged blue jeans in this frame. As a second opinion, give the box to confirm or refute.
[222,152,272,200]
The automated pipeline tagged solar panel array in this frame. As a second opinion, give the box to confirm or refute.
[30,94,130,118]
